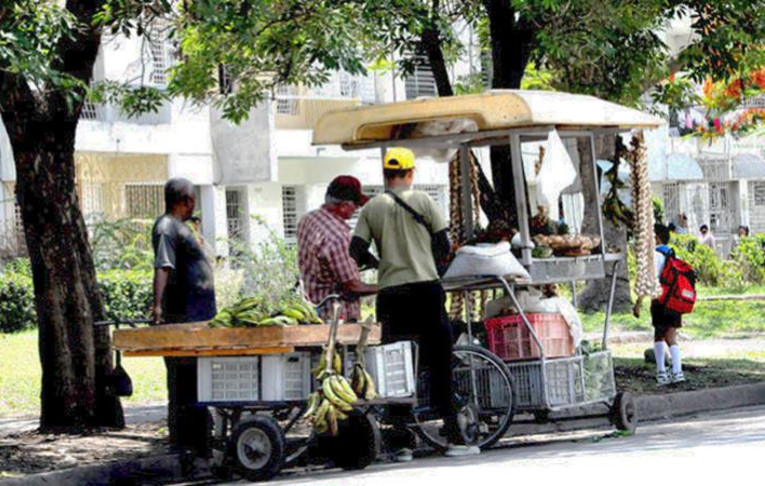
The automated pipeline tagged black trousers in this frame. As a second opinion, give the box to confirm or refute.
[164,357,211,455]
[377,280,455,421]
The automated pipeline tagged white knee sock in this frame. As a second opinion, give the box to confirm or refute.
[654,342,666,373]
[669,345,682,374]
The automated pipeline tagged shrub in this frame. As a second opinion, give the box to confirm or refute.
[0,271,36,332]
[730,234,765,284]
[669,233,723,286]
[90,218,154,272]
[98,269,153,322]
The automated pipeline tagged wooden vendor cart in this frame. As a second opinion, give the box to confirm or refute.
[112,299,392,481]
[312,90,662,435]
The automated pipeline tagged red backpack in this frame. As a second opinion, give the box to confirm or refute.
[657,247,697,314]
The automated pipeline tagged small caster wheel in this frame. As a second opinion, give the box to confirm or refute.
[610,392,638,434]
[228,415,285,481]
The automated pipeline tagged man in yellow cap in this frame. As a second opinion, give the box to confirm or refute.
[350,147,479,458]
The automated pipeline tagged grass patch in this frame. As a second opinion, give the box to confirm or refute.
[581,297,765,339]
[0,329,166,417]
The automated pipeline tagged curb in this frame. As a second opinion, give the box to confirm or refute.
[0,453,207,486]
[4,383,765,485]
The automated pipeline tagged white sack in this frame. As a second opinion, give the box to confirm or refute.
[536,130,577,221]
[444,242,531,280]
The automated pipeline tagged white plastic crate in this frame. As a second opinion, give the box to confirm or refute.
[198,356,260,403]
[261,352,312,401]
[197,353,312,403]
[364,341,416,398]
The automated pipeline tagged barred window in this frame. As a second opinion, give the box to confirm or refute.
[405,56,438,100]
[753,182,765,206]
[125,184,164,218]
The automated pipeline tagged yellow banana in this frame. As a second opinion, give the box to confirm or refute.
[327,404,339,436]
[331,375,358,404]
[364,370,377,400]
[312,351,327,378]
[333,353,342,374]
[322,377,353,412]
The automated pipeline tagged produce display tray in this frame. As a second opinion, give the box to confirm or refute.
[113,322,381,357]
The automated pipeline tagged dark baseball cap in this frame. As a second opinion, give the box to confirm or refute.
[326,176,370,205]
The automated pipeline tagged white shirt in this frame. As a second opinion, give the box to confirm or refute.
[655,249,667,279]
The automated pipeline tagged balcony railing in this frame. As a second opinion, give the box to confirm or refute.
[80,100,172,125]
[275,73,376,130]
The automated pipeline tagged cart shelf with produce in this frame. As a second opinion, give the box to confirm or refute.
[313,89,662,434]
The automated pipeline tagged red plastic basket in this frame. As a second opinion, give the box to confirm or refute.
[484,313,574,362]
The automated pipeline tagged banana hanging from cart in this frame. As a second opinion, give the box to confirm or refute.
[303,305,377,436]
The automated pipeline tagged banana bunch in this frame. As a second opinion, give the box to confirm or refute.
[209,298,323,328]
[303,349,358,436]
[350,363,377,400]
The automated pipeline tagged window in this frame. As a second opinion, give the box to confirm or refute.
[148,21,169,86]
[81,184,105,223]
[282,186,299,242]
[753,182,765,206]
[662,183,681,224]
[81,100,99,120]
[405,56,438,100]
[125,184,164,219]
[275,85,299,115]
[226,189,248,245]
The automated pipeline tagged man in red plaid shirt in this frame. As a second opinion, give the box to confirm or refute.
[297,176,378,320]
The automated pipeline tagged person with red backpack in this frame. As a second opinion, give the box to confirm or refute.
[634,224,696,386]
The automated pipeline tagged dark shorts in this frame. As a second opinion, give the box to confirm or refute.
[651,300,682,340]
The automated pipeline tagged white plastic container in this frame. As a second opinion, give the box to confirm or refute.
[198,356,261,403]
[261,352,312,401]
[197,352,312,403]
[364,341,416,398]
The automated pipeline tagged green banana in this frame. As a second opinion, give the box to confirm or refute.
[331,375,358,404]
[282,307,307,322]
[351,363,366,396]
[322,377,353,412]
[302,392,321,420]
[312,398,331,428]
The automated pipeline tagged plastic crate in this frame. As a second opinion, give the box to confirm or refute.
[198,356,260,403]
[348,341,416,398]
[261,352,312,401]
[197,353,312,403]
[505,355,585,409]
[485,313,574,361]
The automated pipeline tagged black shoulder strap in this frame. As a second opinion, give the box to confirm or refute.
[385,190,433,235]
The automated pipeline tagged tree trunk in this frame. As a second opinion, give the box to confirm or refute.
[0,0,124,430]
[577,134,632,314]
[483,0,537,221]
[11,118,123,430]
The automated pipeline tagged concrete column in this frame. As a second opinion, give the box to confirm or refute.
[739,179,750,228]
[200,184,228,257]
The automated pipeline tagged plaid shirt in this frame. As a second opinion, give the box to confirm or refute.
[297,208,361,321]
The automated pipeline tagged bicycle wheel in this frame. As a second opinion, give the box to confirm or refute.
[413,344,515,450]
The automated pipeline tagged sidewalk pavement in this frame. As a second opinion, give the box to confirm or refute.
[3,382,765,486]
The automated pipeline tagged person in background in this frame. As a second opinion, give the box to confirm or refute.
[297,176,377,321]
[633,224,685,386]
[699,224,716,249]
[350,147,479,459]
[674,213,689,235]
[730,225,750,257]
[152,178,216,456]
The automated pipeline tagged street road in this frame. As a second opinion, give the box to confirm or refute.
[217,406,765,486]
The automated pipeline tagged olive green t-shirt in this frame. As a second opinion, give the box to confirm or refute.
[354,188,448,289]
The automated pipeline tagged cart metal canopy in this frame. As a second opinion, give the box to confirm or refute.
[312,90,662,147]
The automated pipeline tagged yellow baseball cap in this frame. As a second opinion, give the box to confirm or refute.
[383,147,416,170]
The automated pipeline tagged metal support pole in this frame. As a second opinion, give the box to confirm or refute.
[570,280,578,308]
[459,145,474,240]
[602,260,621,350]
[510,135,532,264]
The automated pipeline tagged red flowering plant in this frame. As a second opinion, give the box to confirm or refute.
[693,67,765,140]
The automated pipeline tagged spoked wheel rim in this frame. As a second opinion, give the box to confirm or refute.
[237,428,273,470]
[413,345,515,450]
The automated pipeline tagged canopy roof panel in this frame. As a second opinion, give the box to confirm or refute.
[312,90,663,147]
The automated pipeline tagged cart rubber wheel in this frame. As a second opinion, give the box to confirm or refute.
[324,412,381,471]
[610,392,638,433]
[228,415,285,482]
